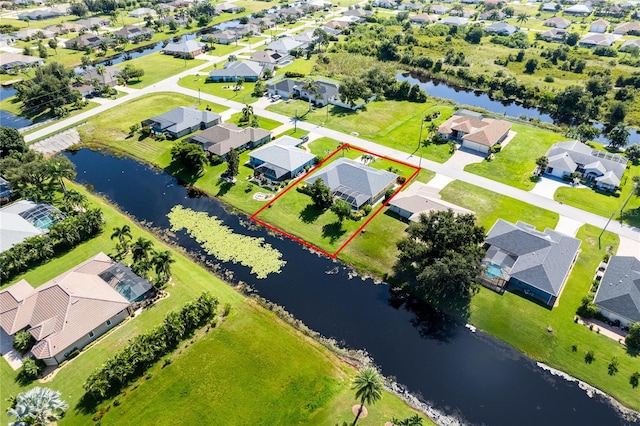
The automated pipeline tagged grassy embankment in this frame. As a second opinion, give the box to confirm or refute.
[0,183,429,425]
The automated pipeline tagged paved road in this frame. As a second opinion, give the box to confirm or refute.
[23,38,640,247]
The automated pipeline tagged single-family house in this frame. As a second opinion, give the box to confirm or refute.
[250,137,316,182]
[461,0,481,4]
[543,17,571,29]
[482,219,581,307]
[564,4,592,15]
[208,60,269,82]
[540,28,568,41]
[17,6,68,20]
[207,30,239,45]
[440,17,469,26]
[589,19,610,33]
[266,36,307,54]
[12,28,56,41]
[162,40,206,59]
[431,5,451,14]
[267,78,346,108]
[544,141,628,190]
[191,122,271,157]
[437,112,512,154]
[294,30,319,45]
[142,106,221,139]
[593,256,640,327]
[75,17,111,29]
[613,22,640,35]
[620,39,640,52]
[485,22,518,35]
[249,50,292,66]
[63,34,111,50]
[129,7,157,18]
[579,33,615,47]
[216,2,242,13]
[0,252,154,365]
[343,8,372,18]
[304,158,398,209]
[45,22,84,35]
[398,2,422,11]
[0,34,16,47]
[372,0,395,8]
[388,181,473,222]
[542,2,560,12]
[113,25,155,40]
[0,201,63,253]
[479,10,505,21]
[72,65,121,95]
[0,53,43,71]
[410,13,436,25]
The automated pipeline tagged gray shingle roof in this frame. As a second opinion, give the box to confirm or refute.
[485,219,581,296]
[546,141,627,181]
[594,256,640,323]
[305,158,398,208]
[148,106,220,134]
[250,139,315,172]
[209,60,264,79]
[192,123,270,156]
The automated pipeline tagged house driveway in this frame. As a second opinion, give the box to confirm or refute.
[529,176,570,199]
[443,147,485,170]
[423,174,454,191]
[555,215,584,237]
[0,328,23,370]
[617,236,640,257]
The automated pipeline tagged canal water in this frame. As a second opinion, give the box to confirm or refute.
[397,73,640,146]
[66,149,638,426]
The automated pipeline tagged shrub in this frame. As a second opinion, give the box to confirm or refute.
[284,71,305,78]
[631,372,640,388]
[13,330,35,355]
[140,126,152,138]
[608,357,619,375]
[20,356,44,380]
[585,350,595,364]
[363,205,372,216]
[222,303,232,317]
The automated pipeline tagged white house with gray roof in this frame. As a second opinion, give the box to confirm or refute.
[544,141,628,191]
[0,201,63,253]
[483,219,581,307]
[594,256,640,327]
[305,158,398,209]
[208,60,269,82]
[388,181,473,222]
[191,122,271,157]
[0,252,153,365]
[266,37,307,54]
[142,106,221,139]
[249,136,316,181]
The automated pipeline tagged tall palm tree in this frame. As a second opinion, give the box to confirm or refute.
[47,155,76,193]
[241,103,254,122]
[131,237,154,264]
[352,366,383,426]
[62,189,87,213]
[516,13,529,27]
[111,224,132,253]
[7,387,68,426]
[338,142,350,157]
[301,79,320,112]
[96,64,106,86]
[151,249,175,284]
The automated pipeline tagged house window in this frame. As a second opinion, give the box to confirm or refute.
[106,319,112,326]
[88,331,94,338]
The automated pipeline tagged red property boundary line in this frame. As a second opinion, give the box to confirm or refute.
[250,144,420,258]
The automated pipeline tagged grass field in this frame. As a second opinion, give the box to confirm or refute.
[268,99,457,162]
[114,52,206,88]
[464,123,569,190]
[0,183,429,425]
[178,75,259,105]
[439,180,559,231]
[0,95,100,126]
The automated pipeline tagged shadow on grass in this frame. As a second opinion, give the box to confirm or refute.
[620,208,640,228]
[299,203,323,224]
[329,105,362,118]
[216,179,233,197]
[321,221,346,243]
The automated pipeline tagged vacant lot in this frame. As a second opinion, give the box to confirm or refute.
[114,52,206,88]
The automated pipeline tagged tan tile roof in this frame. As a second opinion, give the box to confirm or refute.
[439,116,511,147]
[0,279,36,335]
[0,253,130,361]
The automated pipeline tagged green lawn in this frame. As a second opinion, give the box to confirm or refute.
[278,57,317,76]
[204,42,245,59]
[114,52,206,88]
[228,112,282,130]
[554,164,640,227]
[0,95,100,127]
[267,99,457,163]
[178,74,259,105]
[470,224,640,412]
[464,123,569,190]
[439,180,559,231]
[0,181,429,425]
[276,127,309,139]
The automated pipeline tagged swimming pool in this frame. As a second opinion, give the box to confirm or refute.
[485,263,503,279]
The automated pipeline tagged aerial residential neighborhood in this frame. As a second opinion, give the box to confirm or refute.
[1,0,640,424]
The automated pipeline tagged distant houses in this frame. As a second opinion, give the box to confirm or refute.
[250,136,316,182]
[613,22,640,35]
[437,110,512,154]
[129,7,157,18]
[485,22,517,35]
[543,141,628,191]
[594,256,640,327]
[0,53,43,71]
[564,4,592,16]
[191,122,271,157]
[162,40,206,59]
[208,60,269,82]
[64,33,112,50]
[543,17,571,29]
[248,50,292,67]
[482,219,581,307]
[589,19,610,33]
[305,158,398,209]
[142,106,221,139]
[579,34,615,47]
[113,25,155,41]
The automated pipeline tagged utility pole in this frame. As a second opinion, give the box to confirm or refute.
[294,108,298,132]
[198,88,201,105]
[598,211,615,250]
[620,181,638,221]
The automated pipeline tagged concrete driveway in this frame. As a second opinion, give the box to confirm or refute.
[555,215,584,237]
[443,147,485,170]
[0,328,23,371]
[529,176,570,199]
[617,236,640,256]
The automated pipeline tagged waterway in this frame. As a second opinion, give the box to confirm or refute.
[66,148,638,426]
[397,73,640,146]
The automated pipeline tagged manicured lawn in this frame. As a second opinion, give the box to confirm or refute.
[178,74,259,105]
[228,112,282,130]
[470,224,640,412]
[464,123,569,190]
[0,95,100,126]
[0,183,428,424]
[276,127,309,139]
[114,52,206,88]
[267,99,457,163]
[554,164,640,227]
[204,43,244,59]
[278,57,317,76]
[439,180,559,231]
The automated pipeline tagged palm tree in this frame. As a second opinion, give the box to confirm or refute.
[301,79,320,112]
[241,103,254,122]
[7,387,68,426]
[47,155,76,193]
[96,64,106,86]
[352,366,383,426]
[62,189,87,213]
[151,249,175,284]
[111,224,132,252]
[338,142,350,157]
[516,13,529,27]
[131,237,154,264]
